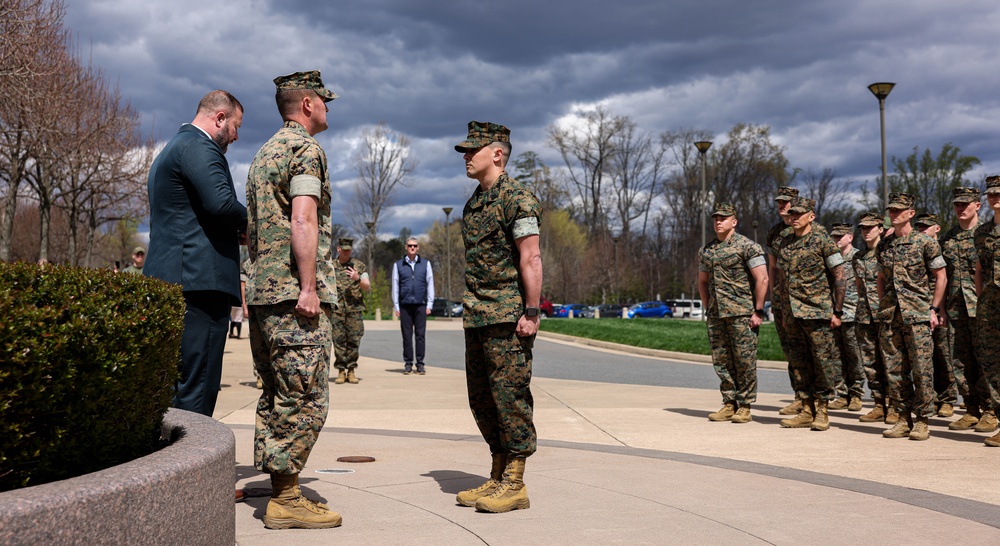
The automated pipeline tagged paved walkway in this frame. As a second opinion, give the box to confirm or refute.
[216,320,1000,545]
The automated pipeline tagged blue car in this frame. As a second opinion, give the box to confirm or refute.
[553,303,590,318]
[627,301,674,319]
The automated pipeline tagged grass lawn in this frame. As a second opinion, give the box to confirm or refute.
[538,318,787,362]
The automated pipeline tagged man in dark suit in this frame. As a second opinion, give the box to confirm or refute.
[145,90,248,417]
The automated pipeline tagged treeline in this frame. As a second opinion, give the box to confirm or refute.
[0,0,150,267]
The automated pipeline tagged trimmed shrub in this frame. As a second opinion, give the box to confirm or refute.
[0,262,184,491]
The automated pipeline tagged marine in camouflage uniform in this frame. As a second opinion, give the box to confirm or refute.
[828,223,866,411]
[332,237,369,384]
[765,186,801,415]
[853,212,890,422]
[699,202,768,423]
[975,177,1000,446]
[454,121,542,513]
[776,197,846,431]
[876,193,947,441]
[245,71,342,528]
[914,213,959,416]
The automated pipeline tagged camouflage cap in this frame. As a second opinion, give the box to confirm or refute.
[338,237,353,250]
[787,196,815,214]
[830,223,853,237]
[886,192,915,210]
[711,202,737,217]
[454,121,510,152]
[132,246,146,255]
[952,186,980,203]
[857,212,883,227]
[774,186,799,202]
[273,70,339,102]
[914,213,940,227]
[986,175,1000,195]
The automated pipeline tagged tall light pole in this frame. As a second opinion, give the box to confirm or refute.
[868,82,895,211]
[442,207,453,317]
[694,141,712,322]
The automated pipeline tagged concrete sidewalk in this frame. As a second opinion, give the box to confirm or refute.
[217,320,1000,545]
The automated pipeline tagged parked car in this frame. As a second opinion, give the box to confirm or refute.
[665,299,703,319]
[594,303,627,318]
[430,298,463,317]
[627,301,674,319]
[540,296,555,317]
[553,303,590,318]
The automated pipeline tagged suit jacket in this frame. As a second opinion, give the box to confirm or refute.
[145,124,247,303]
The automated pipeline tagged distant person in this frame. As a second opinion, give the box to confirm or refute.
[974,176,1000,447]
[392,237,433,375]
[332,237,370,384]
[144,90,247,417]
[698,202,767,424]
[122,246,146,274]
[765,186,803,416]
[245,70,342,529]
[453,121,542,513]
[828,223,865,412]
[853,212,891,423]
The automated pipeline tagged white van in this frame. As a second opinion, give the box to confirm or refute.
[666,299,703,319]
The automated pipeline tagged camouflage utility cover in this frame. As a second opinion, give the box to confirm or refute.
[875,230,945,324]
[776,228,843,320]
[245,121,337,305]
[699,232,766,318]
[462,172,541,328]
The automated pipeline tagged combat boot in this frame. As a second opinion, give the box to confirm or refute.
[778,398,803,416]
[909,417,930,441]
[937,403,954,417]
[456,454,505,507]
[985,431,1000,447]
[475,457,530,513]
[974,409,998,432]
[347,368,359,384]
[780,399,814,428]
[708,402,736,421]
[811,399,830,431]
[263,473,342,530]
[949,406,981,430]
[828,397,849,410]
[848,395,863,412]
[884,405,899,425]
[334,369,347,384]
[859,399,884,423]
[883,413,912,438]
[731,406,752,424]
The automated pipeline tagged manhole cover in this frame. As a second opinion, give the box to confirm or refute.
[315,469,356,474]
[337,456,376,463]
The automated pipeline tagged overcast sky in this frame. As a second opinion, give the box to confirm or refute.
[65,0,1000,239]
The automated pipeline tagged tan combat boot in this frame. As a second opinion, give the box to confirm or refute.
[334,369,347,384]
[949,408,980,430]
[883,413,912,438]
[708,402,736,421]
[780,399,814,428]
[974,409,998,432]
[475,457,530,513]
[456,454,505,507]
[263,473,342,530]
[347,368,359,384]
[778,398,803,416]
[985,431,1000,447]
[859,399,885,423]
[909,417,930,441]
[848,395,863,412]
[811,399,830,431]
[828,397,849,410]
[884,405,899,425]
[937,402,954,417]
[731,406,752,424]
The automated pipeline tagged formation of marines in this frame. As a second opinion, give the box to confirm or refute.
[699,178,1000,447]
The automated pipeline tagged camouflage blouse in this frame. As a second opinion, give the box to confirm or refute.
[974,220,1000,320]
[333,257,368,313]
[776,227,843,320]
[875,229,945,324]
[699,232,766,318]
[840,246,859,322]
[852,247,879,325]
[941,224,979,319]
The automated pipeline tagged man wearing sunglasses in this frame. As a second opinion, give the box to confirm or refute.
[392,237,434,375]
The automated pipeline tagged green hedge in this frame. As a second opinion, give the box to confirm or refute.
[0,262,184,492]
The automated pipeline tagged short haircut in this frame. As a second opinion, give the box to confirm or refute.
[489,141,512,166]
[276,88,312,118]
[406,237,419,245]
[196,90,242,117]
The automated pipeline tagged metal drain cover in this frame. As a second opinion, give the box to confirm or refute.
[337,456,376,463]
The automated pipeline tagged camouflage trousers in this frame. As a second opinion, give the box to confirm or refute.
[332,309,365,370]
[783,317,841,401]
[465,322,536,458]
[856,322,886,401]
[931,322,958,405]
[979,288,1000,411]
[706,316,758,407]
[951,317,985,411]
[880,315,935,418]
[833,322,865,399]
[248,301,332,474]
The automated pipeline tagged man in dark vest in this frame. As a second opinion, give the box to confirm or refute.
[392,237,434,374]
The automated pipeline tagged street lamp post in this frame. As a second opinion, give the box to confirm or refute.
[868,82,895,211]
[442,207,453,317]
[694,141,712,322]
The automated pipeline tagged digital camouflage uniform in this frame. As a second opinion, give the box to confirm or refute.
[975,216,1000,413]
[463,171,541,458]
[246,118,337,475]
[776,207,844,402]
[876,224,946,419]
[766,185,799,392]
[942,215,985,414]
[852,227,886,403]
[832,240,865,402]
[699,210,766,410]
[332,245,367,372]
[915,214,959,409]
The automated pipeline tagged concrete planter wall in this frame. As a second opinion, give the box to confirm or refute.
[0,409,235,546]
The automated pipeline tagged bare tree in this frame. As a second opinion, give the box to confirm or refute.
[608,120,665,238]
[349,123,416,238]
[799,167,857,227]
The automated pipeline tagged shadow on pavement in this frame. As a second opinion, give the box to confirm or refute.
[420,470,486,494]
